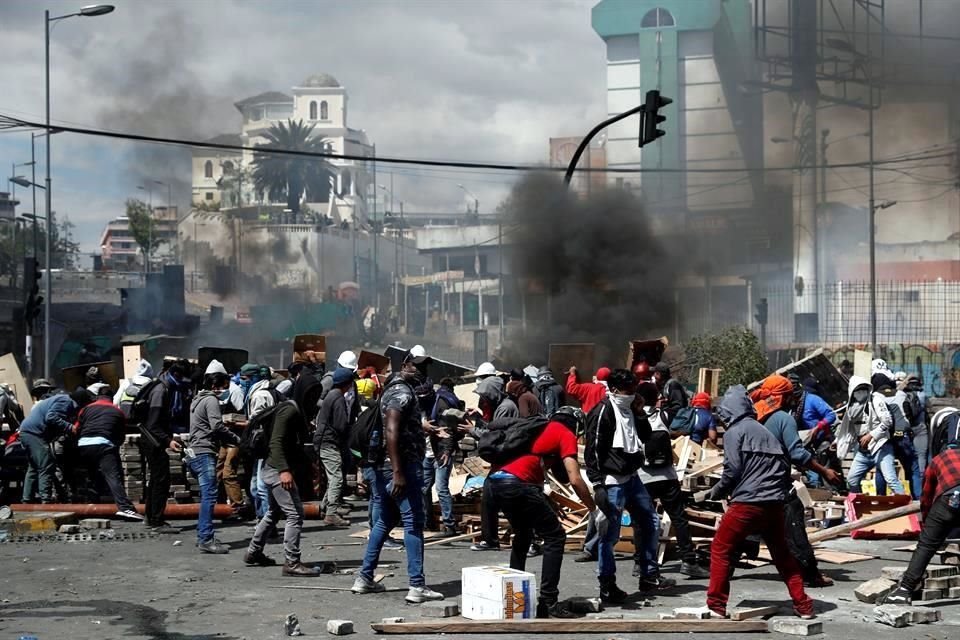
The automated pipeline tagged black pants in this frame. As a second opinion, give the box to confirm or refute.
[78,444,136,512]
[140,439,171,526]
[646,479,697,564]
[903,493,960,591]
[480,478,500,545]
[488,477,566,605]
[783,492,820,581]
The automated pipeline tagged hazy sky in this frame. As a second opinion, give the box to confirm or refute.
[0,0,608,256]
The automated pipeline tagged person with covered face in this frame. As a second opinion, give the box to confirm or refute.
[705,385,814,619]
[836,376,904,495]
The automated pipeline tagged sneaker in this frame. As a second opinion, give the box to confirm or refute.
[708,608,728,619]
[599,581,629,605]
[638,575,676,592]
[470,540,500,552]
[324,514,350,527]
[574,551,597,563]
[440,525,459,538]
[197,539,229,554]
[680,561,710,579]
[243,550,277,567]
[150,523,181,535]
[282,562,321,577]
[794,609,817,620]
[536,601,581,619]
[631,563,642,577]
[116,509,145,522]
[335,503,353,516]
[405,586,445,603]
[882,585,913,606]
[527,543,542,558]
[383,538,404,550]
[352,575,387,594]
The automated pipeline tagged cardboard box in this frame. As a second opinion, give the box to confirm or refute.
[461,566,536,620]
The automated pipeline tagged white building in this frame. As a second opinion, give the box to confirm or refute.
[191,74,374,225]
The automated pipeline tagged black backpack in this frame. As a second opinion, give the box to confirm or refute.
[478,416,549,465]
[931,408,960,456]
[240,401,285,460]
[128,379,163,425]
[348,403,385,467]
[644,429,674,467]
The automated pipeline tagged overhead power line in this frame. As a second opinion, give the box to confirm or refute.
[1,113,956,176]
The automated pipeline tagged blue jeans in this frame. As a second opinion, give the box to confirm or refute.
[363,462,393,529]
[250,459,270,519]
[21,432,56,503]
[847,441,905,495]
[598,476,659,579]
[422,456,454,528]
[187,453,218,544]
[875,434,921,499]
[360,460,425,587]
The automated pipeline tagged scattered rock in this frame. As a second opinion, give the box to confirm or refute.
[926,565,957,578]
[172,541,182,547]
[420,601,460,618]
[285,613,302,637]
[672,606,712,620]
[78,518,111,530]
[770,617,823,636]
[880,567,907,581]
[873,605,911,628]
[381,617,405,624]
[326,619,354,635]
[58,524,80,534]
[854,577,896,604]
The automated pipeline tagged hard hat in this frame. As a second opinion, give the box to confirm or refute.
[475,362,497,377]
[337,350,359,371]
[409,345,427,358]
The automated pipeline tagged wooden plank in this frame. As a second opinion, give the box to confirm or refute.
[813,549,877,564]
[698,368,722,397]
[357,350,390,374]
[808,502,921,543]
[0,353,33,414]
[122,344,143,379]
[625,337,669,369]
[370,619,767,634]
[548,491,587,514]
[854,349,872,381]
[686,458,724,479]
[730,605,780,621]
[548,343,595,380]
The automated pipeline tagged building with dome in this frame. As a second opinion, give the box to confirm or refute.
[190,74,374,225]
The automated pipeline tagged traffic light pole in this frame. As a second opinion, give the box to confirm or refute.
[563,104,644,186]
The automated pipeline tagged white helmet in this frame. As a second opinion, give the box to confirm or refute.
[475,362,497,377]
[337,350,358,371]
[410,344,427,358]
[872,358,890,375]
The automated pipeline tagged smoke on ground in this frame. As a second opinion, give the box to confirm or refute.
[502,172,678,366]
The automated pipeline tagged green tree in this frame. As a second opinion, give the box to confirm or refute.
[0,211,80,274]
[125,198,164,269]
[683,326,769,391]
[251,119,333,219]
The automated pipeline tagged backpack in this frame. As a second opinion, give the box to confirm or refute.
[931,408,960,456]
[347,403,385,467]
[239,401,284,460]
[478,416,549,465]
[668,406,698,435]
[128,379,163,425]
[644,429,674,467]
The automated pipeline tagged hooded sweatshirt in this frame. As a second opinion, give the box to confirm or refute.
[709,385,790,503]
[475,376,519,421]
[836,375,893,461]
[187,389,240,456]
[506,379,542,418]
[534,368,565,416]
[113,359,155,407]
[585,394,651,486]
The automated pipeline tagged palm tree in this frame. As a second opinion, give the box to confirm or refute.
[251,119,334,220]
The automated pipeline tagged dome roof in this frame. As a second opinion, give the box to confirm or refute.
[302,73,340,88]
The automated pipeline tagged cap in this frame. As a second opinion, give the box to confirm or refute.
[654,362,671,376]
[595,367,611,382]
[240,363,260,377]
[332,367,355,386]
[337,350,359,371]
[31,378,54,390]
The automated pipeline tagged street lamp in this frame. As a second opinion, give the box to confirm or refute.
[457,184,479,215]
[44,3,115,378]
[137,184,153,273]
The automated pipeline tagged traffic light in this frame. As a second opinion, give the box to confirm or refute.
[23,258,42,331]
[640,89,672,147]
[754,298,769,326]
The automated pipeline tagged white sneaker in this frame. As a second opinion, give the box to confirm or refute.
[351,576,386,594]
[405,586,444,603]
[116,509,145,521]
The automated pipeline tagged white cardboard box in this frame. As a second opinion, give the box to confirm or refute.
[461,566,537,620]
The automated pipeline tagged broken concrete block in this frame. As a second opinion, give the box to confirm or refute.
[770,618,823,636]
[380,617,405,624]
[57,524,80,534]
[950,575,960,587]
[672,606,712,619]
[78,518,111,530]
[920,589,943,601]
[948,586,960,598]
[566,597,602,613]
[326,620,354,635]
[926,565,957,578]
[873,605,911,628]
[657,613,676,620]
[855,577,896,604]
[880,566,907,581]
[923,577,951,590]
[908,607,942,624]
[420,602,459,618]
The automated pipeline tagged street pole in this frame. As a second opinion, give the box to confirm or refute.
[44,9,52,379]
[31,134,38,261]
[372,144,378,309]
[868,81,877,350]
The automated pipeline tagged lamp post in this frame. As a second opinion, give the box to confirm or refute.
[153,179,172,261]
[458,184,503,334]
[44,4,115,378]
[137,184,153,273]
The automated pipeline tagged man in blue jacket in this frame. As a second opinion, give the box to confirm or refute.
[20,389,91,503]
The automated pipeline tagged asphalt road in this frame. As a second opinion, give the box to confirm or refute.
[1,513,959,640]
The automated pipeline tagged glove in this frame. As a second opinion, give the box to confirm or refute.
[593,507,610,540]
[592,485,612,513]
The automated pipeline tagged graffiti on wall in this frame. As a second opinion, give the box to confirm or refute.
[823,343,960,398]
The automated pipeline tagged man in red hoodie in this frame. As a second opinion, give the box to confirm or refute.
[566,366,610,414]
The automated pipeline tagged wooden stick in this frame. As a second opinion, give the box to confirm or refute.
[370,619,768,634]
[730,605,780,621]
[272,585,407,593]
[807,502,920,543]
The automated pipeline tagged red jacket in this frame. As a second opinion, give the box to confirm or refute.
[565,372,607,414]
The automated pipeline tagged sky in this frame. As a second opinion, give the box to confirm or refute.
[0,0,609,259]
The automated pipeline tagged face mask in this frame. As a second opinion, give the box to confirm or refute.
[852,388,870,404]
[218,389,230,402]
[609,393,634,410]
[410,370,427,387]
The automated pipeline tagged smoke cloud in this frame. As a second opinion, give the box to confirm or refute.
[502,173,678,365]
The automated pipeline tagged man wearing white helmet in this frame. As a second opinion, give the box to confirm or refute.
[317,350,361,517]
[475,362,498,379]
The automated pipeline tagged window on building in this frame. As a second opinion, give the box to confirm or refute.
[641,7,675,28]
[309,100,318,120]
[320,101,328,120]
[204,160,213,178]
[205,192,214,201]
